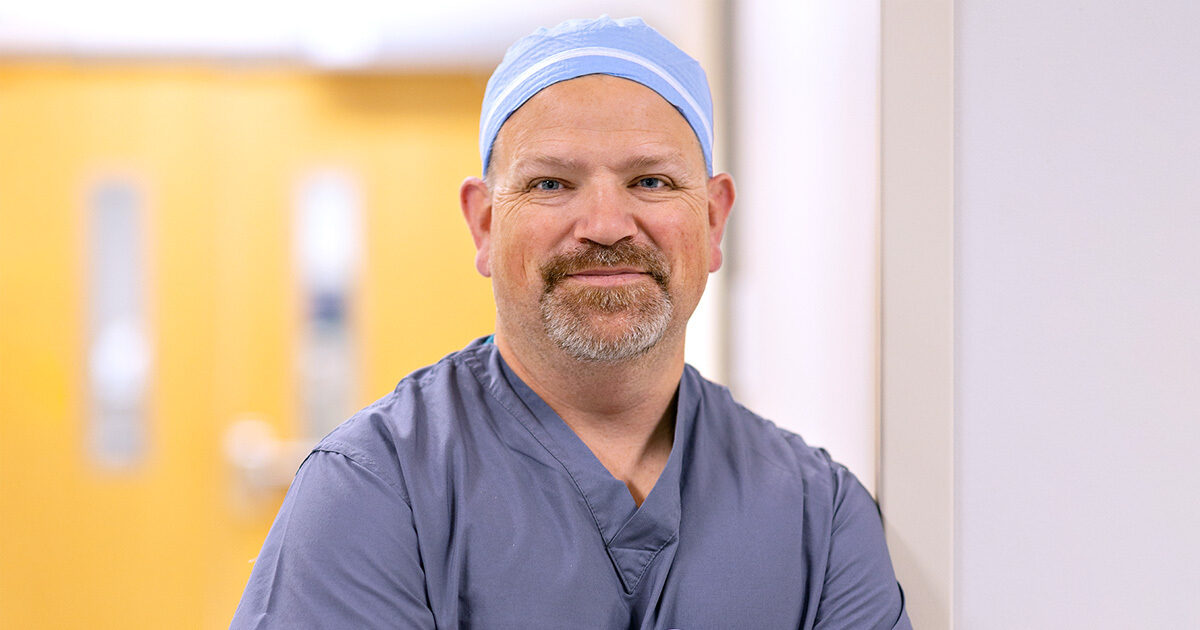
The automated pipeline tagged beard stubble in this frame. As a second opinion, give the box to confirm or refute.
[538,241,673,362]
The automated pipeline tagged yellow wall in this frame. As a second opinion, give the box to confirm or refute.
[0,63,494,628]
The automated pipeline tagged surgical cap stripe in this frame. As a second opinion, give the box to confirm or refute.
[482,45,714,152]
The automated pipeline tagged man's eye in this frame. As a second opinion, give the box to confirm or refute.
[636,177,666,189]
[533,179,563,191]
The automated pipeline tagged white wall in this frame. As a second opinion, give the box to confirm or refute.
[956,1,1200,627]
[730,0,881,493]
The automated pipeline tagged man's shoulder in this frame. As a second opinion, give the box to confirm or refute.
[306,338,498,487]
[685,365,842,485]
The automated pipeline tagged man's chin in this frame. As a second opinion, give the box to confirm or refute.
[549,329,663,362]
[538,279,674,361]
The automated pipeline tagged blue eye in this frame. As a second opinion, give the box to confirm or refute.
[636,177,666,189]
[534,180,562,191]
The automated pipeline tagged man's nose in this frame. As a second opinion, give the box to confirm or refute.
[572,183,638,246]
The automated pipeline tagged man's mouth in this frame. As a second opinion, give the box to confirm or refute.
[565,268,649,286]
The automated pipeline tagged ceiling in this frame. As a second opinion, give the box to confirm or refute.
[0,0,702,70]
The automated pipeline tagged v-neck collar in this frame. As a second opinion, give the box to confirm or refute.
[468,341,697,594]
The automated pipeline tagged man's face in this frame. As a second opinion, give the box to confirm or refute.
[464,75,732,362]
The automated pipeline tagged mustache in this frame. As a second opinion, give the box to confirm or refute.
[540,241,670,291]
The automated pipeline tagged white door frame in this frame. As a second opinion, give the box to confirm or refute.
[879,0,955,628]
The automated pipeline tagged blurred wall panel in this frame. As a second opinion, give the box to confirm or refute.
[729,1,881,494]
[0,64,493,628]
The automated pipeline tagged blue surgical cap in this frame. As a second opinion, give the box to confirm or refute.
[479,16,715,177]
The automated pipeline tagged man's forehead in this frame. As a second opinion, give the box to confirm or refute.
[503,75,693,136]
[478,16,715,177]
[490,77,705,178]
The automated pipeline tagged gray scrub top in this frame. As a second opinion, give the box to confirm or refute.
[232,337,910,629]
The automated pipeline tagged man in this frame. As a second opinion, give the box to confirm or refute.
[233,16,909,629]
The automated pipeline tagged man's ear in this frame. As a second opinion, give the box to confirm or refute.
[460,177,493,277]
[705,173,736,273]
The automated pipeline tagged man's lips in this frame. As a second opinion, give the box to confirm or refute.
[564,267,650,286]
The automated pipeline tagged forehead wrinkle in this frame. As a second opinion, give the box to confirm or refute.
[617,150,692,175]
[506,143,697,179]
[509,153,588,177]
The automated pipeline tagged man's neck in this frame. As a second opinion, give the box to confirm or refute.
[494,327,684,505]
